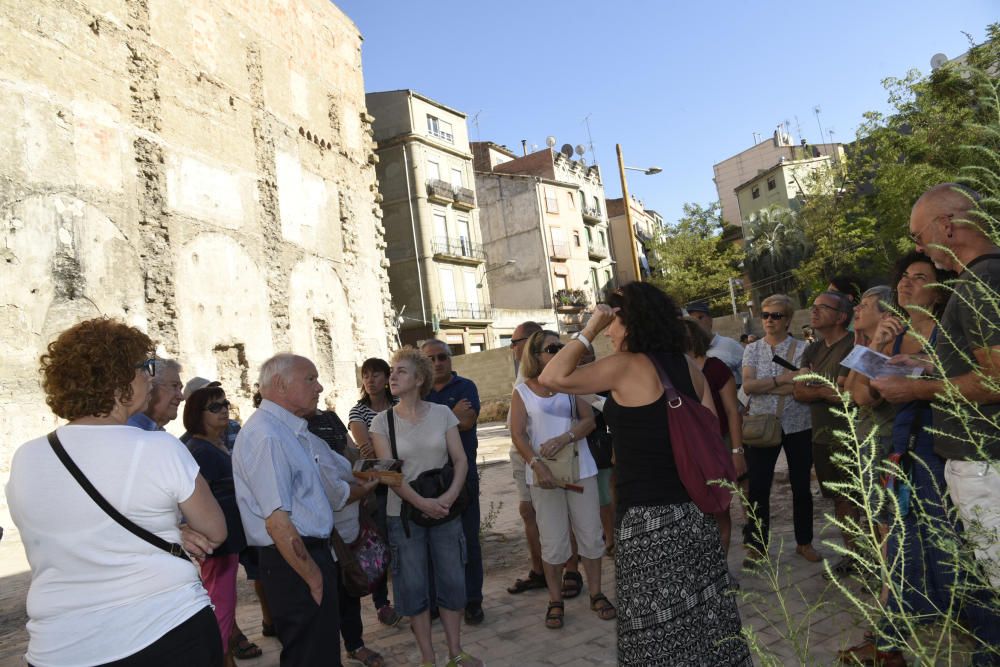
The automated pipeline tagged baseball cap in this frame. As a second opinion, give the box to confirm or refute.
[183,376,221,400]
[686,301,710,315]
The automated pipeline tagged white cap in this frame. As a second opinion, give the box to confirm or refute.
[182,376,221,400]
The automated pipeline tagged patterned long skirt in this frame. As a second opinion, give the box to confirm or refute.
[616,503,752,667]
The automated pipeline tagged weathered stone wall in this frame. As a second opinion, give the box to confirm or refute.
[0,0,395,528]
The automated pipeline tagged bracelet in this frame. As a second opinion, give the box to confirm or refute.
[574,332,594,351]
[732,448,745,454]
[527,456,538,468]
[564,431,574,444]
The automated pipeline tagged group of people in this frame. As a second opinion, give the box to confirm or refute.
[4,182,998,667]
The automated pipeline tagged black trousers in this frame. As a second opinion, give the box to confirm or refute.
[83,606,220,667]
[743,428,815,550]
[337,563,364,653]
[260,542,341,667]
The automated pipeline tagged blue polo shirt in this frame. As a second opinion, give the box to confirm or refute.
[126,412,161,431]
[425,372,480,476]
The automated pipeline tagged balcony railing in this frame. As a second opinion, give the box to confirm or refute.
[587,240,608,259]
[428,127,454,143]
[453,187,476,210]
[426,179,455,203]
[553,288,588,310]
[437,302,493,322]
[582,205,602,222]
[432,236,486,264]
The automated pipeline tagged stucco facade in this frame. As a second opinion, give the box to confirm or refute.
[606,196,662,285]
[367,90,494,353]
[0,0,394,528]
[734,154,843,222]
[473,146,613,336]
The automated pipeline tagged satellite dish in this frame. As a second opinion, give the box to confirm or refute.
[560,143,574,158]
[579,157,587,166]
[930,53,948,70]
[575,144,586,156]
[545,136,557,148]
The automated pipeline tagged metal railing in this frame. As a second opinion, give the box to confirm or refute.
[431,236,486,262]
[587,240,608,257]
[428,127,454,143]
[437,302,493,321]
[582,205,602,221]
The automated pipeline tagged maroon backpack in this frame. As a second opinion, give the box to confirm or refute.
[646,354,736,514]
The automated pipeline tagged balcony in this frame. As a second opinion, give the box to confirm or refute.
[432,236,486,265]
[587,240,608,260]
[453,187,476,211]
[426,179,455,204]
[428,127,454,143]
[550,242,570,260]
[437,302,493,324]
[553,288,589,313]
[582,206,602,223]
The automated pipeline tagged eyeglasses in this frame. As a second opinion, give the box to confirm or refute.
[427,353,450,362]
[761,312,785,320]
[909,213,952,245]
[542,343,565,354]
[134,357,156,376]
[509,337,529,348]
[205,400,231,414]
[811,303,844,314]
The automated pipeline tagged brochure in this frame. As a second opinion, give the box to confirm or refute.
[841,345,924,380]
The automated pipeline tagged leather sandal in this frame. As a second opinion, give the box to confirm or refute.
[347,647,384,667]
[561,570,583,598]
[590,593,616,620]
[507,569,546,594]
[545,600,565,629]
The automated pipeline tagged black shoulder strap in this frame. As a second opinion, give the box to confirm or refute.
[46,431,190,561]
[387,407,398,459]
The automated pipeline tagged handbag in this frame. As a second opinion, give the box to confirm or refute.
[46,431,190,561]
[348,514,390,594]
[387,407,469,537]
[539,394,581,484]
[742,339,797,448]
[330,527,371,598]
[646,355,737,514]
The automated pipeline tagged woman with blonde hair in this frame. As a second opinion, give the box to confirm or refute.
[369,347,481,667]
[509,330,611,630]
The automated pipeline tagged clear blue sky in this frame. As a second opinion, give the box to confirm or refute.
[337,1,996,226]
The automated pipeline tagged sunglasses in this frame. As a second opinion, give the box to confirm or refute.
[427,353,450,362]
[205,400,231,414]
[541,343,565,354]
[509,337,529,348]
[761,312,785,320]
[134,357,156,376]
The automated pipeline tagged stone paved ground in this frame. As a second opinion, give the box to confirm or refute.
[0,424,897,666]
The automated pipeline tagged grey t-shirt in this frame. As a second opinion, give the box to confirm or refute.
[933,254,1000,460]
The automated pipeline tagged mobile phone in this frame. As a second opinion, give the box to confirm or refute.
[772,355,799,371]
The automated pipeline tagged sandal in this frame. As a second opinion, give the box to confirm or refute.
[561,570,583,599]
[347,646,384,667]
[261,621,276,637]
[507,569,546,594]
[545,600,564,629]
[230,633,263,660]
[590,593,617,621]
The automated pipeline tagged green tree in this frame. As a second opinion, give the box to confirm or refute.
[647,201,743,310]
[743,205,810,299]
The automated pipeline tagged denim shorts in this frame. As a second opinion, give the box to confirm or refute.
[387,516,467,616]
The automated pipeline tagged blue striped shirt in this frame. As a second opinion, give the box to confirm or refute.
[232,400,340,546]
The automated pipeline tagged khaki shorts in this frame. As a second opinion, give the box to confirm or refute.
[529,475,604,564]
[510,447,532,503]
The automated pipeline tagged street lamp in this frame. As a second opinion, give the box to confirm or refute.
[616,144,662,282]
[477,259,516,288]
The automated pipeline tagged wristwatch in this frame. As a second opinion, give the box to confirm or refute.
[731,448,745,454]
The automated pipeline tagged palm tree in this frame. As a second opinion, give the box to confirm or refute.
[743,206,811,299]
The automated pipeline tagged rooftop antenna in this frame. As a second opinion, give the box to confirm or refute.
[470,110,482,142]
[582,113,598,165]
[813,105,826,148]
[794,115,803,143]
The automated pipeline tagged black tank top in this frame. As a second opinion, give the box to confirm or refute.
[602,352,693,510]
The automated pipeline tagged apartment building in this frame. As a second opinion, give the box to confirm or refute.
[606,196,662,285]
[472,143,614,339]
[367,90,494,353]
[734,154,844,222]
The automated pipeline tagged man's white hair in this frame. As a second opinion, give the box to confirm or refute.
[150,358,181,385]
[258,353,299,392]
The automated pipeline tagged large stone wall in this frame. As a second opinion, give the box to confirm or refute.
[0,0,395,527]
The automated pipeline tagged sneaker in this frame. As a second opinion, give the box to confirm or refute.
[376,604,402,627]
[464,601,485,625]
[445,651,484,667]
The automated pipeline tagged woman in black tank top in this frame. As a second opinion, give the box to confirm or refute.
[539,282,751,667]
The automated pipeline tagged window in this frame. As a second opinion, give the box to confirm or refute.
[451,168,463,189]
[573,231,581,247]
[592,196,600,215]
[550,227,567,257]
[545,187,559,213]
[463,270,479,309]
[438,267,457,312]
[554,274,568,291]
[567,192,576,209]
[751,186,760,199]
[457,217,471,255]
[604,269,613,288]
[427,160,440,181]
[580,192,587,209]
[426,115,454,143]
[767,177,776,191]
[599,230,607,248]
[433,211,448,239]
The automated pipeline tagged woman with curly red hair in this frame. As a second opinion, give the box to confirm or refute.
[5,317,227,667]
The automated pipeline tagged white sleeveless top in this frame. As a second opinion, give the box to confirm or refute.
[513,384,597,485]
